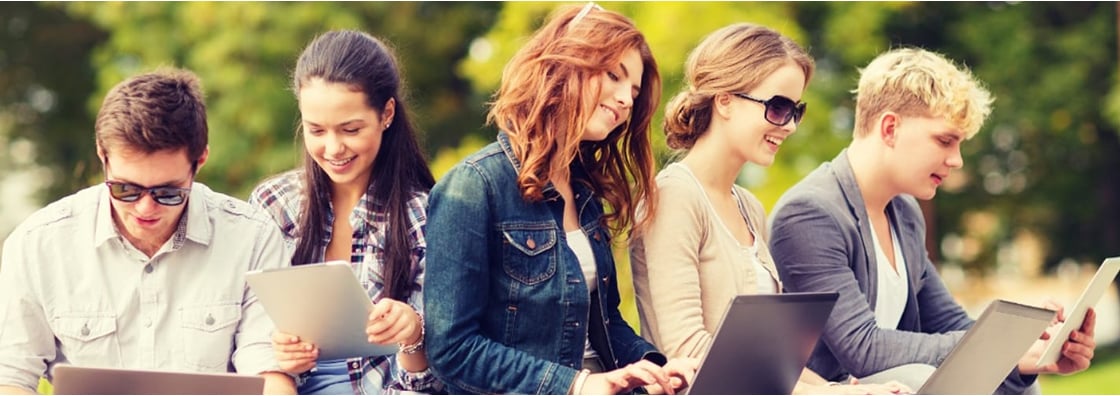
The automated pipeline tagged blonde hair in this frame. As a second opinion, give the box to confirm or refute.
[487,4,660,234]
[664,23,814,150]
[852,47,993,139]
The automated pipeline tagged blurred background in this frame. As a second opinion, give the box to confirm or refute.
[1,2,1118,393]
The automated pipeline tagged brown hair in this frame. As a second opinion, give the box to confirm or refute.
[95,67,208,169]
[291,30,435,301]
[487,4,660,234]
[664,23,814,149]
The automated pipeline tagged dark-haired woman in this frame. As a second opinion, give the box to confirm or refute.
[249,30,439,395]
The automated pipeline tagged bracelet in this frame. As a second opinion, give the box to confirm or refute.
[399,311,425,354]
[570,369,590,395]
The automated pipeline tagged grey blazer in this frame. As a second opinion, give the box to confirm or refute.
[768,149,1035,393]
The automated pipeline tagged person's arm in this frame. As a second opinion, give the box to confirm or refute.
[0,230,55,394]
[630,175,711,359]
[232,220,295,383]
[424,163,579,395]
[0,385,35,395]
[260,371,296,395]
[769,195,963,378]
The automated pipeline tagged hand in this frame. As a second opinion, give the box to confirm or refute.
[644,357,700,394]
[1020,308,1096,375]
[366,298,422,346]
[271,330,317,374]
[579,360,674,395]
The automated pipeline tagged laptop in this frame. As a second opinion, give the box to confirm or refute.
[685,292,839,395]
[916,299,1056,395]
[246,261,398,361]
[51,365,264,395]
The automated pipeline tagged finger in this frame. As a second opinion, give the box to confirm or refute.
[272,331,298,344]
[369,299,394,322]
[369,309,411,344]
[1070,330,1097,350]
[1081,308,1097,337]
[1042,299,1065,322]
[633,363,674,395]
[1063,340,1095,361]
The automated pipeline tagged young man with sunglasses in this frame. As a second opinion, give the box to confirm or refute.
[767,48,1097,394]
[0,68,296,394]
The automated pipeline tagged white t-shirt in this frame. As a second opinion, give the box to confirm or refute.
[869,223,908,330]
[567,230,600,360]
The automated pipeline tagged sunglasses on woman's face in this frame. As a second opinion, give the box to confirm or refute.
[105,181,191,206]
[732,93,807,127]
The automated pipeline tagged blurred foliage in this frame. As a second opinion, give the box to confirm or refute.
[8,1,500,200]
[0,2,105,204]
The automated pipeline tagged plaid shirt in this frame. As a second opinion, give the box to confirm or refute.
[249,170,440,394]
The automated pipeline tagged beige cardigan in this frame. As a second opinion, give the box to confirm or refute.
[630,163,782,360]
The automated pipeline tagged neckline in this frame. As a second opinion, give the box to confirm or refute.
[671,162,757,250]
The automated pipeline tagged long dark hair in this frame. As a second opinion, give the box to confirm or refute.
[291,30,435,301]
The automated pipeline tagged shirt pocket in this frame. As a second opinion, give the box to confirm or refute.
[500,224,558,285]
[178,302,242,371]
[51,313,119,365]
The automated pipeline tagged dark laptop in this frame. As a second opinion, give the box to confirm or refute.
[685,292,839,395]
[51,365,265,395]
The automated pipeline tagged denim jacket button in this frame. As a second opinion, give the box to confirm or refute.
[526,238,536,250]
[593,232,601,241]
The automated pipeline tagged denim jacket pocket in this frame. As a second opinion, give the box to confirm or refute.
[52,313,119,364]
[179,302,241,371]
[500,224,558,285]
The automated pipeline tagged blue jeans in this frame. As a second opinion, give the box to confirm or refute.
[300,359,356,395]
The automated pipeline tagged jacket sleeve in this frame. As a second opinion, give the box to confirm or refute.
[769,195,963,377]
[424,163,579,395]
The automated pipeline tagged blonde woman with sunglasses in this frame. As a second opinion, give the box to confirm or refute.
[630,24,909,395]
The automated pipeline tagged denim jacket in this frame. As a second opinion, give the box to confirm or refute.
[424,132,666,394]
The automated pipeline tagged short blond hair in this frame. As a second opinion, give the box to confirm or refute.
[852,47,993,139]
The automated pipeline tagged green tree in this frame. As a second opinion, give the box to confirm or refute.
[0,2,106,205]
[52,2,498,199]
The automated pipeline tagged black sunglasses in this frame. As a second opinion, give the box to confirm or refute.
[105,181,191,206]
[732,93,807,126]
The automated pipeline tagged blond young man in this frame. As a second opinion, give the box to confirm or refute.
[768,48,1097,394]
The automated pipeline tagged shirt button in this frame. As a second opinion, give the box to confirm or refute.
[80,323,90,336]
[205,314,215,326]
[144,264,154,274]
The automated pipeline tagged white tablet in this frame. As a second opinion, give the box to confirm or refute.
[246,261,399,361]
[1035,256,1120,367]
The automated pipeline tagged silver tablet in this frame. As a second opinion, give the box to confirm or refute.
[246,261,399,360]
[51,364,264,395]
[1035,256,1120,367]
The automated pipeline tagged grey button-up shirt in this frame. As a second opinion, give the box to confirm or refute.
[0,182,288,392]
